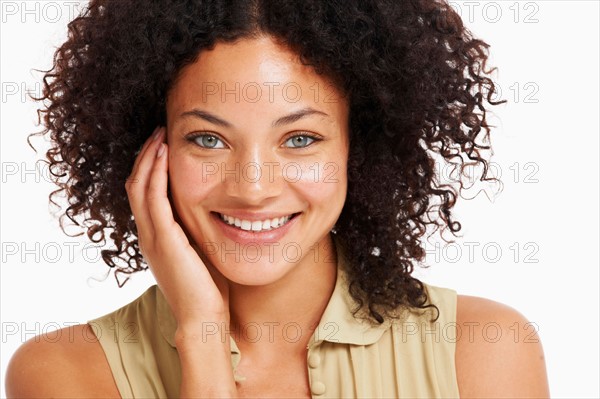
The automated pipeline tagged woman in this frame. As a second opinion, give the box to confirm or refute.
[6,0,549,397]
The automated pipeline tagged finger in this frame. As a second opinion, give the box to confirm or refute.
[146,142,179,237]
[126,128,165,242]
[126,128,160,195]
[126,127,165,194]
[129,126,162,182]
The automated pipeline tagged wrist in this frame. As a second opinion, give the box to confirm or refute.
[175,319,231,349]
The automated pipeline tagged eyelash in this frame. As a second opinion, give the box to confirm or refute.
[284,132,322,148]
[186,133,227,149]
[185,132,322,149]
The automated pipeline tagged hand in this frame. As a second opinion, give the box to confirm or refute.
[126,127,238,397]
[125,126,230,326]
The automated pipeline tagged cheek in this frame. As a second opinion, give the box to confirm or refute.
[168,154,220,204]
[293,160,348,208]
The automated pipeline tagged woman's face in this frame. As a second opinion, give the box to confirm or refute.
[165,35,349,286]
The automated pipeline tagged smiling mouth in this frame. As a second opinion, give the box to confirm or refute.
[215,212,301,233]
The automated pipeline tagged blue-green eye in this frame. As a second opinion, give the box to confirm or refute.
[191,134,225,149]
[284,134,319,148]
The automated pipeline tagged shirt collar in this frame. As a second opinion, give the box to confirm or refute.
[157,235,391,351]
[308,235,391,348]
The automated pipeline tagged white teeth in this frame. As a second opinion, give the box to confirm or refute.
[219,213,295,232]
[251,221,262,231]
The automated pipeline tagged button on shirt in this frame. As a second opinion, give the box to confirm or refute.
[89,240,460,398]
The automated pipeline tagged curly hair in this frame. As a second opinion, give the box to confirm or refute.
[32,0,503,324]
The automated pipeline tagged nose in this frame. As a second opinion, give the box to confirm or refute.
[223,147,283,206]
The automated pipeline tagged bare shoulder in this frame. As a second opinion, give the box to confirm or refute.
[455,294,550,398]
[5,323,121,398]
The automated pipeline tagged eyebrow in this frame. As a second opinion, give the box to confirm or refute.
[179,107,330,128]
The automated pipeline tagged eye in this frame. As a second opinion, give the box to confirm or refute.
[284,133,321,149]
[188,133,226,149]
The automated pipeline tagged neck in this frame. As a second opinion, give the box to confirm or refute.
[227,234,338,352]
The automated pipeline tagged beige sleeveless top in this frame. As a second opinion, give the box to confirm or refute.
[88,243,460,398]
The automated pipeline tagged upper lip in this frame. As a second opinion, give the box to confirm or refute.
[213,211,300,221]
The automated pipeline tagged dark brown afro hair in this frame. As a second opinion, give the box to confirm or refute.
[31,0,503,323]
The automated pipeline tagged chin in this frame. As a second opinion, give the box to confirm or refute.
[211,257,298,287]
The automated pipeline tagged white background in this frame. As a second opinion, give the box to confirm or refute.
[1,1,598,397]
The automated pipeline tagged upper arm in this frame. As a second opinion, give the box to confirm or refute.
[5,324,121,398]
[455,295,550,398]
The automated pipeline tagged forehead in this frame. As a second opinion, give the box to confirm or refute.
[166,36,348,119]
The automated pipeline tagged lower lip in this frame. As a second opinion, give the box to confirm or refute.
[211,212,301,245]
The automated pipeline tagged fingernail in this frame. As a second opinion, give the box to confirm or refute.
[152,126,162,141]
[157,143,165,158]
